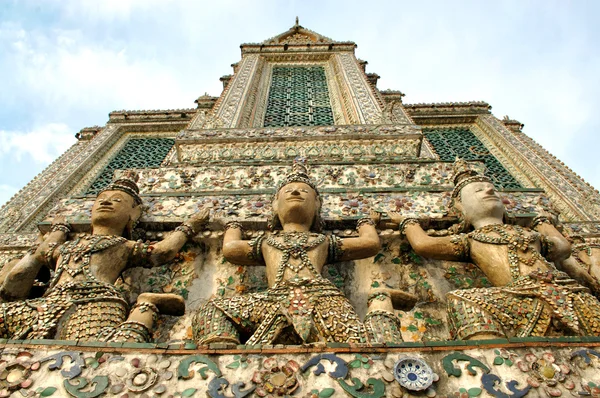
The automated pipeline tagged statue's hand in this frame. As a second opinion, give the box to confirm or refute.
[387,211,404,226]
[588,278,600,297]
[52,215,68,225]
[533,209,559,227]
[575,268,600,297]
[187,207,210,232]
[49,215,71,234]
[211,211,237,230]
[369,210,382,225]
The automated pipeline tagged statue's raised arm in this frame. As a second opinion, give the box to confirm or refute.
[0,216,70,301]
[334,210,381,261]
[387,212,466,261]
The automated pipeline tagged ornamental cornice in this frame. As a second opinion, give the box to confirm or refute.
[241,44,357,55]
[108,108,196,124]
[194,95,219,109]
[380,90,405,103]
[253,22,346,47]
[404,101,491,115]
[177,124,421,143]
[501,116,524,132]
[75,126,102,141]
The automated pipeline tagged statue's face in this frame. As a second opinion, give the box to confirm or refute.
[459,181,505,222]
[275,182,319,222]
[91,190,137,230]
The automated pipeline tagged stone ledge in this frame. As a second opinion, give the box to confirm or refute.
[3,337,600,354]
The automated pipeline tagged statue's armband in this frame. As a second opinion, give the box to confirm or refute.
[449,233,470,261]
[130,240,155,268]
[327,234,345,263]
[247,231,266,264]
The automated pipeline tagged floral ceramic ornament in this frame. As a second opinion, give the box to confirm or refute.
[252,358,300,397]
[393,357,436,391]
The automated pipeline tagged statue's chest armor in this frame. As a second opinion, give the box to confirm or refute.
[468,225,551,284]
[263,232,328,282]
[53,236,129,285]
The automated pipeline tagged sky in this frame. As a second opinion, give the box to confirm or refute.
[1,0,599,207]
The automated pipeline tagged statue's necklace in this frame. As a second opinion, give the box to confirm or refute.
[468,224,548,280]
[54,234,127,280]
[266,232,326,281]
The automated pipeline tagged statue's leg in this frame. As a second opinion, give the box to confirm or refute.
[364,288,418,344]
[99,293,185,343]
[313,292,365,344]
[0,301,36,339]
[58,299,128,341]
[574,291,600,336]
[363,294,402,344]
[245,311,289,345]
[192,301,241,345]
[447,290,507,340]
[447,288,551,340]
[364,310,403,344]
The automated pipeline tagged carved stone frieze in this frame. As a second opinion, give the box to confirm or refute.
[177,138,422,164]
[118,162,482,195]
[177,123,420,141]
[0,344,599,397]
[0,233,38,248]
[213,55,261,128]
[46,190,550,225]
[334,53,382,124]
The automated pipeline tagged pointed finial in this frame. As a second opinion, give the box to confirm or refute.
[295,16,299,26]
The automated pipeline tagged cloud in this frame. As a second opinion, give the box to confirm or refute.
[0,123,74,164]
[1,0,600,197]
[3,24,200,119]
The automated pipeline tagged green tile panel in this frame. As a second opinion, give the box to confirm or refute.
[425,128,522,189]
[264,66,334,127]
[86,138,175,195]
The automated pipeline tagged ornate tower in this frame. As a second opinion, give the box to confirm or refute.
[1,22,600,396]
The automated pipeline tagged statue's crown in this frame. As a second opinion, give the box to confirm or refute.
[100,170,143,205]
[276,157,319,196]
[451,158,492,198]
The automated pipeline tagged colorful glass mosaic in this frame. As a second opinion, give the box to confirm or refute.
[264,66,334,127]
[424,128,522,189]
[86,138,175,195]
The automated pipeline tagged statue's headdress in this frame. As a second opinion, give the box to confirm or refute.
[451,158,492,199]
[99,170,143,206]
[275,157,319,197]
